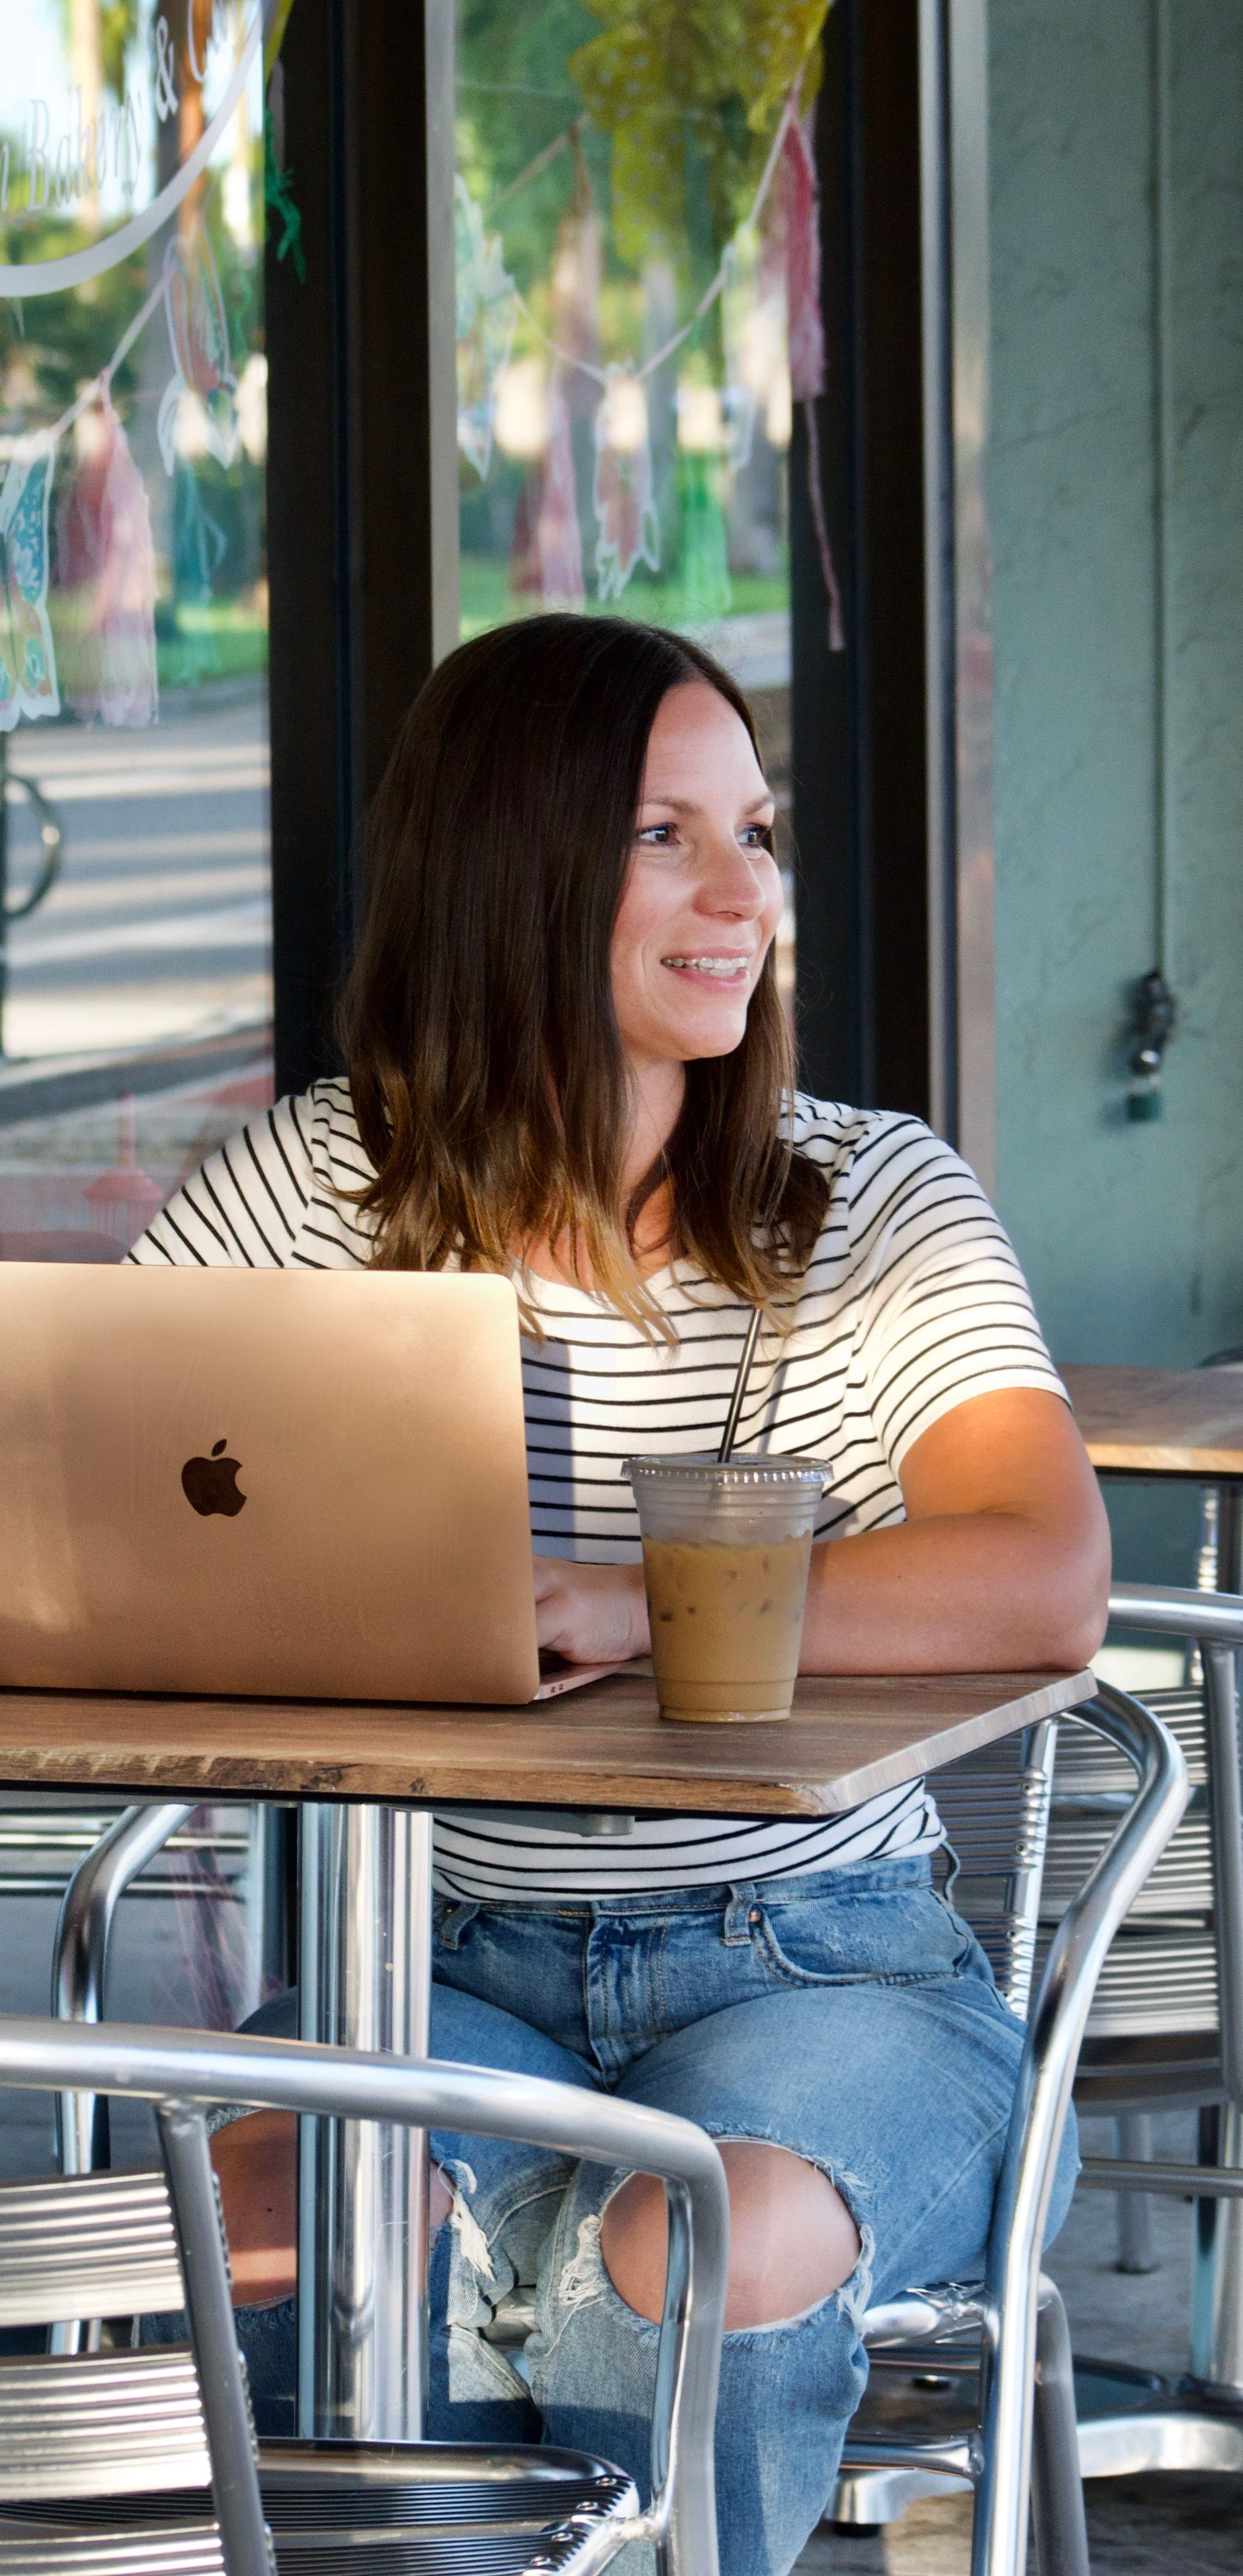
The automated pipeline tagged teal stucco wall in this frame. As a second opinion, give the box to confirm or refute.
[988,1,1243,1374]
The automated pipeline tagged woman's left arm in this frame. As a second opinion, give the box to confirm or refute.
[800,1387,1110,1675]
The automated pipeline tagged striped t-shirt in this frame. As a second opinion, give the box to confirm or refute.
[129,1080,1066,1901]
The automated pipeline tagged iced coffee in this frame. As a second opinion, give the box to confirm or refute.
[623,1455,829,1723]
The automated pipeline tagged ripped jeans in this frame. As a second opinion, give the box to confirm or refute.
[185,1854,1078,2576]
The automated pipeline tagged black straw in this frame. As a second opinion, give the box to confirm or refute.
[718,1309,762,1463]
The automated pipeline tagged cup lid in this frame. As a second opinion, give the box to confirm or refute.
[622,1452,830,1492]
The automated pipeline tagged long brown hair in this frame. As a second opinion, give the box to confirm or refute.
[340,615,828,1326]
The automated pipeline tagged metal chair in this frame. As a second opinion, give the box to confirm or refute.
[41,1800,252,2359]
[46,1804,292,2176]
[0,1796,286,2129]
[0,2015,729,2576]
[825,1685,1187,2576]
[0,1794,259,2267]
[1041,1582,1243,2471]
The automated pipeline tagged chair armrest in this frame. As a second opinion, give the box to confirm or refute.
[1109,1578,1243,1645]
[51,1801,195,2175]
[972,1686,1188,2576]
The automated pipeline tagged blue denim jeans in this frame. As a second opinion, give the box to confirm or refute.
[152,1852,1078,2576]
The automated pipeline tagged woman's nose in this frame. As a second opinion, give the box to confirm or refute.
[696,835,768,915]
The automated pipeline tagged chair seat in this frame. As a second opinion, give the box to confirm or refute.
[259,2440,635,2525]
[1040,1689,1221,2060]
[0,2444,638,2575]
[0,2533,224,2574]
[1073,2024,1225,2108]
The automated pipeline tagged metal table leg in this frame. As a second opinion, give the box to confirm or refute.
[1114,2112,1157,2273]
[246,1802,295,2017]
[1192,2102,1243,2394]
[297,1803,433,2440]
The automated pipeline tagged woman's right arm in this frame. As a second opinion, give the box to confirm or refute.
[799,1385,1109,1675]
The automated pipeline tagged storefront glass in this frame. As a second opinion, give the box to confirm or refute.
[453,2,837,1019]
[0,1,272,1262]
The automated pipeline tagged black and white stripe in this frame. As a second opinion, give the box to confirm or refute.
[130,1081,1066,1901]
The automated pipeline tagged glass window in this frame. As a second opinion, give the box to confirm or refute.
[0,2,271,1263]
[453,3,836,1025]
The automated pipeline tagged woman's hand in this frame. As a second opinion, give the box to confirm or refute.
[533,1555,650,1664]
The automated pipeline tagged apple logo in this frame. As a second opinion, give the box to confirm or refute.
[181,1437,246,1519]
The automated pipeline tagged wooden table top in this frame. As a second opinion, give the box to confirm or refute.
[1062,1363,1243,1478]
[0,1666,1092,1818]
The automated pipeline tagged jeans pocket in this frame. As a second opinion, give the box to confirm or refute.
[752,1884,975,1987]
[929,1887,991,1971]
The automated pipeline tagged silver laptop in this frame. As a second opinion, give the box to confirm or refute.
[0,1263,609,1705]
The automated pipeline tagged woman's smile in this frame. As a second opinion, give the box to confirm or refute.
[659,950,754,983]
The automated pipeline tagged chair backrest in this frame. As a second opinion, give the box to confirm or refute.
[41,1797,271,2185]
[931,1717,1058,2019]
[0,2169,187,2338]
[1042,1694,1221,2105]
[0,2164,227,2540]
[1041,1686,1215,2037]
[1038,1581,1242,2112]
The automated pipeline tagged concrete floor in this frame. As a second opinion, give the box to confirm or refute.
[798,2472,1243,2573]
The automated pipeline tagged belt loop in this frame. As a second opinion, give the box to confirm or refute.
[723,1882,756,1945]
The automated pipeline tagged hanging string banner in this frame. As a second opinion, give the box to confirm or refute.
[0,220,238,732]
[55,394,159,729]
[780,111,843,649]
[0,438,59,728]
[499,85,800,403]
[457,75,844,642]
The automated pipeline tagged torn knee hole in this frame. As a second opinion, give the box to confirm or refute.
[598,2146,864,2331]
[715,2140,863,2325]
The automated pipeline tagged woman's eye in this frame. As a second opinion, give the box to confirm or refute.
[635,819,773,851]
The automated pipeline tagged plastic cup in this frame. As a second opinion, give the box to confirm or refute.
[623,1454,829,1724]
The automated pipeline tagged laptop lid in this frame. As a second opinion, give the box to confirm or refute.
[0,1263,544,1706]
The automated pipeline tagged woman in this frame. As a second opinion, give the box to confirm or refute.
[132,616,1108,2575]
